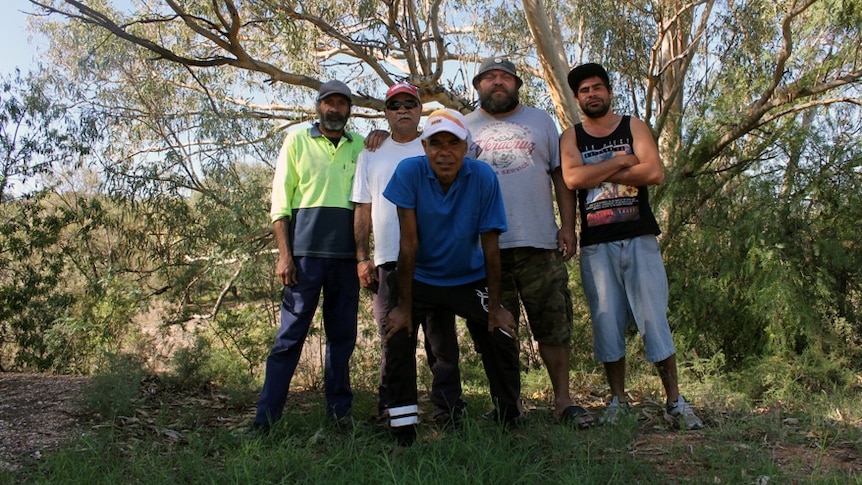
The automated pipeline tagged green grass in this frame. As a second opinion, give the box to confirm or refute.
[10,406,651,484]
[4,366,862,485]
[3,320,862,484]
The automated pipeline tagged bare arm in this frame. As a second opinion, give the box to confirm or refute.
[353,202,377,292]
[273,217,296,286]
[604,118,665,186]
[551,167,577,261]
[384,206,417,340]
[560,126,637,190]
[480,230,517,337]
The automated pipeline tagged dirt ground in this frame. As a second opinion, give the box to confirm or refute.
[1,372,861,480]
[0,373,89,472]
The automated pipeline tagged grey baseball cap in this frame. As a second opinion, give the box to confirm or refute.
[317,80,353,103]
[472,57,523,88]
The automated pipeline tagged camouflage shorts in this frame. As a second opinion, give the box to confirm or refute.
[500,247,573,345]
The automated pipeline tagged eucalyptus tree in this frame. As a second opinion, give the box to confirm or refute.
[481,0,862,369]
[553,0,862,367]
[24,0,862,210]
[665,105,862,371]
[21,0,546,368]
[0,70,102,370]
[555,0,861,232]
[20,0,862,372]
[29,0,860,213]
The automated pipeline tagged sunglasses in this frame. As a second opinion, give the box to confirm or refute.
[385,100,420,111]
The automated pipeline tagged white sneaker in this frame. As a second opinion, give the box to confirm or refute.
[664,396,703,430]
[601,396,631,425]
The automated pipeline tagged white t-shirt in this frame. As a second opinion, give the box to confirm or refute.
[465,105,561,250]
[350,137,424,265]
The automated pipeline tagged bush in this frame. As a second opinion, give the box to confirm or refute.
[79,352,147,420]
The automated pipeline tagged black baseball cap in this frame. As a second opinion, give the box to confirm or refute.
[567,63,611,93]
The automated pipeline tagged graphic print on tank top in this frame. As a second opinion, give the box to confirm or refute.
[471,121,536,175]
[582,139,641,227]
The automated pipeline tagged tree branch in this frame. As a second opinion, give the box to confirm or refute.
[754,0,818,111]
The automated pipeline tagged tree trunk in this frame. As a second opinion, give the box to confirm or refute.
[522,0,581,127]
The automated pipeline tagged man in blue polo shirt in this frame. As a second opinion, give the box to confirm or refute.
[382,108,522,446]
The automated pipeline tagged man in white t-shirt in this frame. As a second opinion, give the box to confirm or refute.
[351,83,465,426]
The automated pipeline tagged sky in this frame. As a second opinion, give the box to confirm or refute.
[0,2,40,75]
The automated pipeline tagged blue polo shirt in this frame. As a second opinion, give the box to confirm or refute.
[383,155,507,286]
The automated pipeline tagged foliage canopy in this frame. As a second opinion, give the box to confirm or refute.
[2,0,860,381]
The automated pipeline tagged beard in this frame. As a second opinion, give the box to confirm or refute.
[319,110,348,132]
[480,88,519,114]
[581,99,611,118]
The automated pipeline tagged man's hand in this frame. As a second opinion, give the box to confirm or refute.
[487,305,517,339]
[557,226,577,261]
[357,260,378,292]
[276,256,297,286]
[384,305,413,340]
[364,129,390,152]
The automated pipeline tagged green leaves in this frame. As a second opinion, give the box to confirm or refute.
[4,0,859,377]
[667,104,862,370]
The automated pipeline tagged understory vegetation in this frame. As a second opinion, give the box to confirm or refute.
[2,311,861,484]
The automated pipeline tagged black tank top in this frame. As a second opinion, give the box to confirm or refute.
[573,116,661,247]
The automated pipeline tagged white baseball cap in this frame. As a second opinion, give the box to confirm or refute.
[421,109,469,141]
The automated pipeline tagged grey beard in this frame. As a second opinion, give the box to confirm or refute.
[480,91,519,114]
[320,114,347,132]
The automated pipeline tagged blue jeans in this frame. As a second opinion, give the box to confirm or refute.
[254,256,359,426]
[579,235,676,363]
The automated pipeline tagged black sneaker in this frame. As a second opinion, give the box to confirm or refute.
[481,408,526,428]
[431,406,467,428]
[242,423,270,439]
[367,411,389,430]
[332,414,355,430]
[393,425,417,447]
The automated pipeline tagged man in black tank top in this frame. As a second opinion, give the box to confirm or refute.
[559,63,703,430]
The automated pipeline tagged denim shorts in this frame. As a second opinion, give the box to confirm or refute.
[579,235,676,363]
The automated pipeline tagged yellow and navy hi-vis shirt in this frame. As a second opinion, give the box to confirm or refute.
[270,123,365,259]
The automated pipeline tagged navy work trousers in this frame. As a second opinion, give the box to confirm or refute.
[254,256,359,426]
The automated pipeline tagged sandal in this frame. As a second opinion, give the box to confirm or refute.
[559,405,597,428]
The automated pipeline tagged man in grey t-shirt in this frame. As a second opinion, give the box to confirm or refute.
[466,57,595,427]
